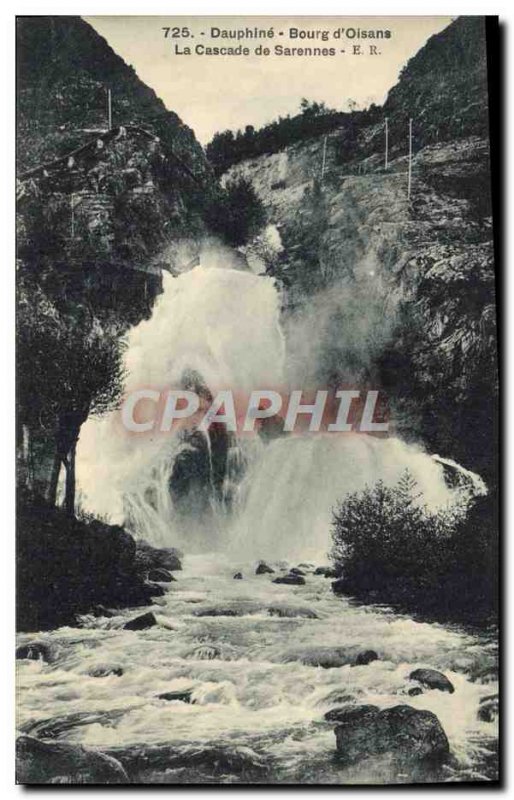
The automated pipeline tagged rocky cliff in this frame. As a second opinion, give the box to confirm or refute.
[222,17,497,481]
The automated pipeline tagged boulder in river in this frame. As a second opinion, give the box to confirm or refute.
[135,540,182,572]
[88,664,124,678]
[285,646,378,668]
[354,649,379,666]
[16,641,54,663]
[290,567,306,576]
[273,573,305,586]
[148,568,174,582]
[267,605,318,619]
[157,689,194,703]
[408,686,424,697]
[233,572,243,580]
[325,704,379,723]
[315,566,338,578]
[409,668,455,694]
[334,704,450,769]
[477,694,499,723]
[123,611,157,630]
[16,735,128,784]
[256,562,275,575]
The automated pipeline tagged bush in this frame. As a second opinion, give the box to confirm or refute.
[330,471,497,621]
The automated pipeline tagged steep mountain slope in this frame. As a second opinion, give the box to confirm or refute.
[222,17,497,481]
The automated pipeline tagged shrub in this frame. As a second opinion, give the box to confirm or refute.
[205,177,266,247]
[330,471,497,621]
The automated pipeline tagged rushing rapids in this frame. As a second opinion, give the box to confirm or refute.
[17,258,497,783]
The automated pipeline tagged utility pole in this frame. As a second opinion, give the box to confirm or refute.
[70,193,75,239]
[384,117,389,170]
[321,135,327,182]
[407,118,413,201]
[107,88,112,130]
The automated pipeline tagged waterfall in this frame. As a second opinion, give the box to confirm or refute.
[76,258,473,557]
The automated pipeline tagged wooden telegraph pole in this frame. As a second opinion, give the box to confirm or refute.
[384,118,389,170]
[407,118,413,200]
[321,135,327,182]
[107,88,112,130]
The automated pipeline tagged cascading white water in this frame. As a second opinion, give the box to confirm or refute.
[77,257,471,556]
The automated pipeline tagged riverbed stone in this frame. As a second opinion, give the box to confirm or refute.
[157,689,194,703]
[256,562,275,575]
[334,704,450,768]
[477,694,498,723]
[88,664,124,678]
[148,568,174,583]
[123,611,157,630]
[409,668,455,694]
[408,686,424,697]
[273,573,306,585]
[16,735,129,784]
[290,567,306,576]
[233,572,243,580]
[16,640,54,663]
[267,605,318,618]
[354,649,379,666]
[325,704,380,723]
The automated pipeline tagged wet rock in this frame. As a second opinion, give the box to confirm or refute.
[409,668,455,694]
[135,541,182,573]
[354,649,379,666]
[92,605,115,618]
[273,573,305,586]
[331,578,347,594]
[267,605,318,619]
[16,641,54,663]
[325,704,380,724]
[187,644,220,660]
[233,572,243,580]
[16,735,128,784]
[477,694,499,723]
[319,689,362,708]
[157,689,193,703]
[290,567,306,576]
[123,611,157,631]
[88,665,124,678]
[408,687,424,697]
[315,566,338,578]
[256,562,275,575]
[148,568,174,583]
[334,704,450,769]
[285,646,377,668]
[144,581,166,597]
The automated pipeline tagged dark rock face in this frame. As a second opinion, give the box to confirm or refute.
[123,611,157,631]
[16,735,128,784]
[409,668,455,694]
[256,562,275,575]
[273,573,306,585]
[477,694,499,723]
[144,581,166,597]
[355,650,379,666]
[16,641,54,663]
[148,568,174,583]
[135,541,182,573]
[334,704,450,769]
[157,689,193,703]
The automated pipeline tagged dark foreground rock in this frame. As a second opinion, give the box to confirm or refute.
[273,573,305,586]
[334,704,450,770]
[123,612,157,631]
[16,735,128,784]
[355,649,378,666]
[409,668,455,694]
[325,704,379,724]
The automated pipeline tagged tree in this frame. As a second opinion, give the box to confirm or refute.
[17,274,126,513]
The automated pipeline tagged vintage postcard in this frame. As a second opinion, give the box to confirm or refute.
[16,15,499,785]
